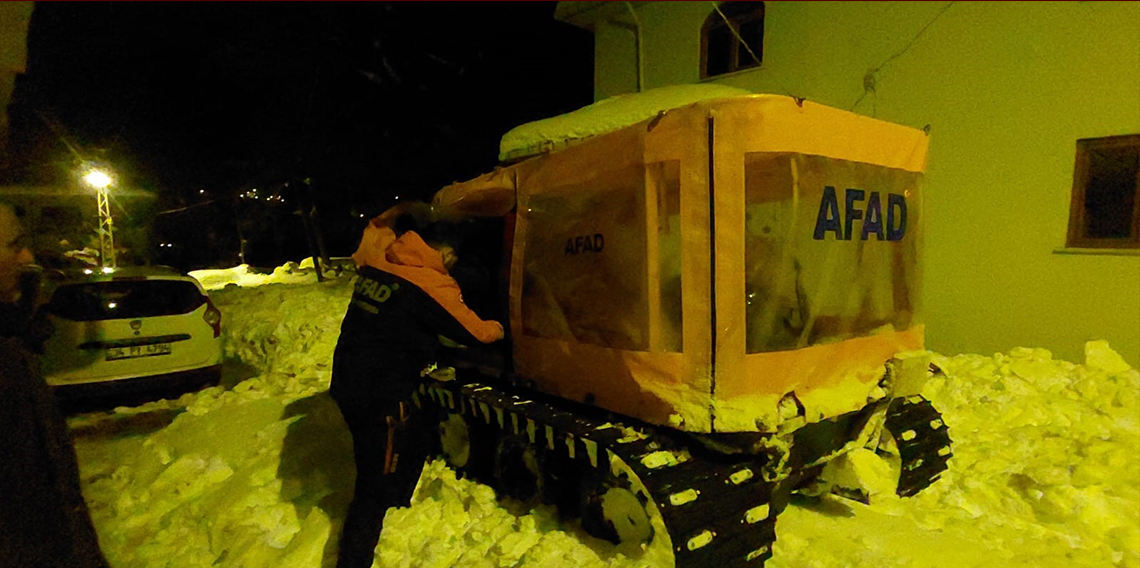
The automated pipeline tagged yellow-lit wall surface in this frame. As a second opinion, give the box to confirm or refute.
[581,1,1140,367]
[0,2,34,156]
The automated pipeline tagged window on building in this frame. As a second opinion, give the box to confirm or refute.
[701,1,764,79]
[1066,135,1140,249]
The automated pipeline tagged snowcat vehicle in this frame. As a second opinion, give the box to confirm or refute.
[416,94,952,567]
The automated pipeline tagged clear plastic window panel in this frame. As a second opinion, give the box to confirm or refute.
[650,161,683,352]
[522,166,650,351]
[744,153,922,353]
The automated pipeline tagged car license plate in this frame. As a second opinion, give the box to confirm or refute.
[106,343,172,361]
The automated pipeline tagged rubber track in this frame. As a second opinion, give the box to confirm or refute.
[884,396,953,497]
[420,380,781,568]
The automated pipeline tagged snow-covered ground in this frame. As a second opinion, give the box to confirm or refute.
[68,268,1139,568]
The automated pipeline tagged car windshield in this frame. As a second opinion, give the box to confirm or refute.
[50,279,206,321]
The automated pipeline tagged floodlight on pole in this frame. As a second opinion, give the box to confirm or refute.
[83,167,116,268]
[83,170,112,190]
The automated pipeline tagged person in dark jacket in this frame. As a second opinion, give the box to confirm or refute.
[331,211,503,568]
[0,202,111,568]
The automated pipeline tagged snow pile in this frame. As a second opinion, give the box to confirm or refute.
[498,84,751,161]
[189,264,323,290]
[73,275,656,568]
[378,460,664,568]
[767,342,1139,568]
[910,344,1140,567]
[74,275,357,568]
[78,395,339,568]
[208,278,351,394]
[70,274,1139,568]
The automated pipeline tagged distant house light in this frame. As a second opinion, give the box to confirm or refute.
[701,1,765,79]
[1065,134,1140,250]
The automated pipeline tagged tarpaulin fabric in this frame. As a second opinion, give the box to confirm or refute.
[432,168,517,220]
[434,94,929,433]
[509,108,715,431]
[709,97,927,431]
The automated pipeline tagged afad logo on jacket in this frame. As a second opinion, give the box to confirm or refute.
[354,276,400,303]
[814,186,907,241]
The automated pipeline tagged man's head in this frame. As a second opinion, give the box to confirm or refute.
[0,203,35,303]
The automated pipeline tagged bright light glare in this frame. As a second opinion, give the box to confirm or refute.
[84,169,113,189]
[108,302,117,309]
[101,266,115,274]
[83,268,93,275]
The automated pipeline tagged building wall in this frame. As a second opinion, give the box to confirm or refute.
[0,2,34,159]
[594,21,640,101]
[589,1,1140,366]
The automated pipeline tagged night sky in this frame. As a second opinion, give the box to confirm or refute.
[8,2,592,267]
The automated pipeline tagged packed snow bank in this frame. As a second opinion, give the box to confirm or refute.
[499,84,751,161]
[189,264,321,290]
[768,343,1140,568]
[189,260,356,291]
[71,274,357,567]
[69,272,1139,568]
[71,273,661,568]
[906,345,1140,568]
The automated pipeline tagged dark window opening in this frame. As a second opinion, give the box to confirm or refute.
[1066,135,1140,249]
[701,1,764,79]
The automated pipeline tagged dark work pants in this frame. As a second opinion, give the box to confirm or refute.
[333,395,431,568]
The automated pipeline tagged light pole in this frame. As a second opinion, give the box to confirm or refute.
[83,168,116,269]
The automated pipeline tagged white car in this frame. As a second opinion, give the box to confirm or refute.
[41,267,223,400]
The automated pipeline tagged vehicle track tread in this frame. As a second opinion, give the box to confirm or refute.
[421,380,781,568]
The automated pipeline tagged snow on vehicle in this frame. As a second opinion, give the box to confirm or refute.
[418,94,952,567]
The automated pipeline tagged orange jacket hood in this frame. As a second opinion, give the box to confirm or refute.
[385,231,448,274]
[351,222,503,344]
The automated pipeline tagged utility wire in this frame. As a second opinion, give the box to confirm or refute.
[711,1,763,68]
[707,2,802,99]
[851,1,955,111]
[153,199,225,217]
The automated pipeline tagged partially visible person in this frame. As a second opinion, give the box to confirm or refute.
[0,202,35,335]
[0,202,111,568]
[331,207,503,568]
